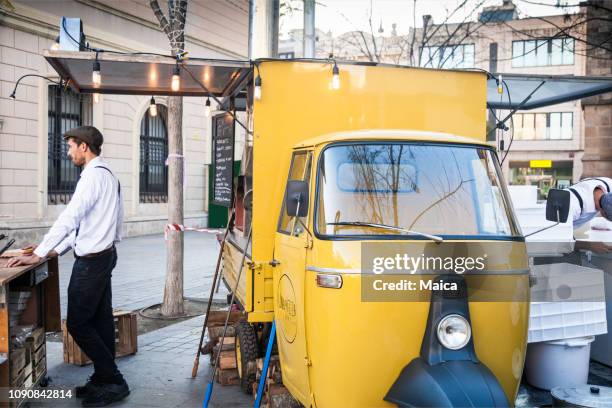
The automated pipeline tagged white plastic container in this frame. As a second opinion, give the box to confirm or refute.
[582,252,612,366]
[528,263,607,343]
[525,336,594,391]
[528,302,607,343]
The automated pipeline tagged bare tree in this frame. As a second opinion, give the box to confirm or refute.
[149,0,188,317]
[321,0,488,68]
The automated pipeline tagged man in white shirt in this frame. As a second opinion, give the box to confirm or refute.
[8,126,129,406]
[567,177,612,254]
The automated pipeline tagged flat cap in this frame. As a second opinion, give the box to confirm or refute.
[63,126,103,148]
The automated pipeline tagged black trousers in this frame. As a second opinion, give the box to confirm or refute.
[66,248,123,383]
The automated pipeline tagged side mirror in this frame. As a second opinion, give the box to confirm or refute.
[546,188,570,223]
[285,180,309,217]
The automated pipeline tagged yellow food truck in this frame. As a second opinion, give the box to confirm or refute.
[220,60,529,407]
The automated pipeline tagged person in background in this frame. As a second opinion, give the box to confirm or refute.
[567,177,612,254]
[7,126,129,407]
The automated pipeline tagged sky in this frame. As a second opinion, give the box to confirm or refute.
[279,0,580,37]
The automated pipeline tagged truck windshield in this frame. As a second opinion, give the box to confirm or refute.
[315,143,520,239]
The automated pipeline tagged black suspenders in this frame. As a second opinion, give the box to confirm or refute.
[569,178,610,215]
[76,166,120,238]
[95,166,121,195]
[569,188,583,214]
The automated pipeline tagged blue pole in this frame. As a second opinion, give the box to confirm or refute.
[254,321,276,408]
[202,380,213,408]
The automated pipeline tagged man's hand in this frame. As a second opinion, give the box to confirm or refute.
[6,254,42,268]
[575,240,612,255]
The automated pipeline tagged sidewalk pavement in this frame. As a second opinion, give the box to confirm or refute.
[57,231,227,318]
[46,315,251,407]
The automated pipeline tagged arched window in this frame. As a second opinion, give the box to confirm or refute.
[47,85,92,204]
[139,104,168,203]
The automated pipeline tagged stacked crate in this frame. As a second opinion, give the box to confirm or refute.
[62,310,137,365]
[26,327,46,385]
[9,326,46,390]
[9,347,28,388]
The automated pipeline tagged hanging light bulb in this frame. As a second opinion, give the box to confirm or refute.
[51,36,60,51]
[149,96,157,117]
[204,97,211,118]
[497,74,503,94]
[92,58,101,88]
[93,93,100,104]
[171,63,180,92]
[331,62,340,90]
[254,75,262,101]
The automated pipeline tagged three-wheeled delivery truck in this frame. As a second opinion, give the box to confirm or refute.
[220,60,530,408]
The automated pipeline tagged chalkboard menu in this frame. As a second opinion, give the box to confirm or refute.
[212,113,234,207]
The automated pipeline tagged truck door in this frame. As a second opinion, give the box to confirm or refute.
[273,150,313,403]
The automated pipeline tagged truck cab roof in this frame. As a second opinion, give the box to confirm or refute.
[293,129,493,150]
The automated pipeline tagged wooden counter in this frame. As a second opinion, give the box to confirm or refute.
[0,258,61,406]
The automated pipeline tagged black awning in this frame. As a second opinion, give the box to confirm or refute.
[43,50,251,97]
[487,73,612,110]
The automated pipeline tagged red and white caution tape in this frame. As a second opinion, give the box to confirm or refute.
[164,223,222,240]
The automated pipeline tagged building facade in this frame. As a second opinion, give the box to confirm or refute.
[0,0,249,245]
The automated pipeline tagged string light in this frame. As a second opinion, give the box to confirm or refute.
[50,36,60,51]
[93,93,100,104]
[92,55,101,88]
[204,97,211,117]
[171,62,180,92]
[497,74,503,94]
[149,96,157,117]
[254,75,262,100]
[331,62,340,90]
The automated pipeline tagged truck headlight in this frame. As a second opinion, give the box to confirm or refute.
[437,314,471,350]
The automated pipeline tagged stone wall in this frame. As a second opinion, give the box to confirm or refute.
[581,0,612,178]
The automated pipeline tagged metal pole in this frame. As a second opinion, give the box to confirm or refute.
[269,0,280,58]
[303,0,315,58]
[250,0,280,59]
[248,0,256,59]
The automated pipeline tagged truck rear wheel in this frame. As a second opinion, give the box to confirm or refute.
[235,321,259,394]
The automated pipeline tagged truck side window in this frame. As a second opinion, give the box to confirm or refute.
[278,151,312,236]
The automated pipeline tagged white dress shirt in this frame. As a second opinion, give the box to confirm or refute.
[35,157,123,258]
[568,177,612,228]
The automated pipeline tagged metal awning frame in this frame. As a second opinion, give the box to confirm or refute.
[486,72,612,111]
[43,50,253,99]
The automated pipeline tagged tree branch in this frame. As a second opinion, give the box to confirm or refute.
[149,0,172,38]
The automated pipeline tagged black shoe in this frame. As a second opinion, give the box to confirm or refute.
[76,375,103,399]
[81,381,130,407]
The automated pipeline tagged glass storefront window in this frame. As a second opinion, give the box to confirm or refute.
[508,162,573,201]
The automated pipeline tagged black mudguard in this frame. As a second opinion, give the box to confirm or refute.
[385,358,510,407]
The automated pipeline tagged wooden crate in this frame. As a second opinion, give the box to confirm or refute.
[62,310,138,366]
[26,327,45,350]
[9,348,26,380]
[32,358,46,383]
